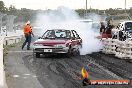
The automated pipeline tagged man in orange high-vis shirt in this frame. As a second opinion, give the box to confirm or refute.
[22,21,34,50]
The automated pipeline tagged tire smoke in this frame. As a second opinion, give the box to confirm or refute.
[34,6,103,55]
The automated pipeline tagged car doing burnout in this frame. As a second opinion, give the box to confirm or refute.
[33,29,82,58]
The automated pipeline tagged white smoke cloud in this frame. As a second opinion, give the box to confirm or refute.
[34,6,103,55]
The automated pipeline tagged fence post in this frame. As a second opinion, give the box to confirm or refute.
[0,37,4,87]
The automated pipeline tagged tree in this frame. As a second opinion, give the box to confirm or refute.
[9,5,16,11]
[0,1,5,12]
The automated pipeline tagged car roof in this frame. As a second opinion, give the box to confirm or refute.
[33,26,43,29]
[47,29,72,31]
[119,21,132,24]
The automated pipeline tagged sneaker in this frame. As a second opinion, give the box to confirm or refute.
[22,47,24,50]
[27,48,31,50]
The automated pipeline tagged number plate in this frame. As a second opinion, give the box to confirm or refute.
[44,49,52,52]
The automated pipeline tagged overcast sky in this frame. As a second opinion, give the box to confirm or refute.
[2,0,132,10]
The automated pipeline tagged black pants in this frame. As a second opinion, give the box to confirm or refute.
[22,34,31,50]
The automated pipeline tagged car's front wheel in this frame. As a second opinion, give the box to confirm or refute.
[66,46,73,57]
[36,53,40,58]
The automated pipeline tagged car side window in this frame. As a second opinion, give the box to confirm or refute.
[42,30,54,38]
[71,30,75,39]
[72,30,80,39]
[42,30,49,38]
[65,30,71,38]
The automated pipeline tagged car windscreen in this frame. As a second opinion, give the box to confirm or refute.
[42,30,71,39]
[125,22,132,32]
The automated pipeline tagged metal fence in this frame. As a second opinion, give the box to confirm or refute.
[102,38,132,59]
[0,35,22,88]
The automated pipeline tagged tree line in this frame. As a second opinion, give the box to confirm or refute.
[0,0,132,23]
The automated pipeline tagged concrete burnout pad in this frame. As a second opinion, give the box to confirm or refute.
[4,45,43,88]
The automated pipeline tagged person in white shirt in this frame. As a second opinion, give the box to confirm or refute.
[111,25,119,39]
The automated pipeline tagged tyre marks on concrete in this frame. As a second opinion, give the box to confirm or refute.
[22,54,132,88]
[88,53,132,80]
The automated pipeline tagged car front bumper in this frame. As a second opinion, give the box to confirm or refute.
[33,47,69,54]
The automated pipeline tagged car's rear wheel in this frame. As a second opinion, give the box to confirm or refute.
[75,48,80,56]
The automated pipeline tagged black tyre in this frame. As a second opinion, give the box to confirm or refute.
[36,53,40,58]
[75,48,80,56]
[75,45,82,56]
[66,46,73,57]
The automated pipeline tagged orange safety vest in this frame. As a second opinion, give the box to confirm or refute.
[23,24,32,34]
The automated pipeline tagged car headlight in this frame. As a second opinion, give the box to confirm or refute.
[33,43,43,46]
[54,44,65,48]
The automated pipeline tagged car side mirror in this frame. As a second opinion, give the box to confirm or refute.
[78,36,81,39]
[38,37,42,39]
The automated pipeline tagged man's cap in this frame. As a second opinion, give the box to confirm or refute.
[26,21,30,25]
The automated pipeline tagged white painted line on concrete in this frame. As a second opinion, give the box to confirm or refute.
[12,74,38,79]
[32,75,37,78]
[23,77,28,79]
[13,75,20,78]
[23,74,31,76]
